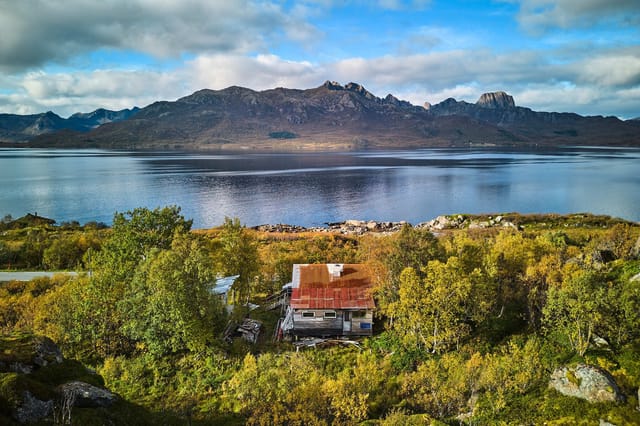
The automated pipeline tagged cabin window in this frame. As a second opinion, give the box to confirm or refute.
[352,310,367,318]
[302,311,315,318]
[324,311,336,319]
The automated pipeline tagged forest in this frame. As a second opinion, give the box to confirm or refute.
[1,207,640,425]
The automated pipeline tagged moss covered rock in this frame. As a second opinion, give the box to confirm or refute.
[550,364,624,403]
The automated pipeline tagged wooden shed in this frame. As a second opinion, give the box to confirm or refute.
[280,263,375,337]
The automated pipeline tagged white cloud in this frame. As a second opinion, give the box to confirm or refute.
[0,0,315,72]
[2,69,188,116]
[572,54,640,87]
[2,44,639,119]
[515,0,640,32]
[187,54,323,92]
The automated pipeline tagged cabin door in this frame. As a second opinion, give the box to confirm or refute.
[343,311,352,333]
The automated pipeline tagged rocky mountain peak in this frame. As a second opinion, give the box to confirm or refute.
[344,82,376,100]
[476,91,516,109]
[322,80,344,91]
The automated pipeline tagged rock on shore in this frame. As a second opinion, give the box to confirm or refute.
[252,215,521,235]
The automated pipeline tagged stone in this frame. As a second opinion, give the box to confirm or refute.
[9,362,33,374]
[322,80,343,91]
[592,335,610,349]
[57,381,118,408]
[14,391,53,424]
[476,91,516,109]
[345,219,364,227]
[344,82,376,100]
[549,364,624,403]
[33,335,63,367]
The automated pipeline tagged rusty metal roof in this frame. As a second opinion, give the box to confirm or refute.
[290,264,375,310]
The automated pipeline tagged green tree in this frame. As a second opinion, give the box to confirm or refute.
[214,217,260,304]
[542,268,606,356]
[376,226,444,323]
[402,351,476,419]
[120,233,226,357]
[223,352,330,425]
[391,257,488,353]
[94,206,192,284]
[603,223,638,260]
[42,235,84,270]
[45,206,195,359]
[18,228,48,268]
[476,337,544,417]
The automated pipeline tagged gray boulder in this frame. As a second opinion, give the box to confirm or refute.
[57,381,118,408]
[549,364,624,403]
[33,335,63,367]
[14,391,53,424]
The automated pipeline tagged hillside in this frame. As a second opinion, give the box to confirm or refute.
[22,81,640,150]
[1,209,640,424]
[0,107,139,143]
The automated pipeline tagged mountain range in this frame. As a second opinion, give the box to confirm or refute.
[2,81,639,150]
[0,107,139,143]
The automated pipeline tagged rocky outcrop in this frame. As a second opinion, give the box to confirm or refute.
[344,82,377,100]
[253,214,529,236]
[549,364,624,403]
[476,91,516,109]
[326,220,408,235]
[322,80,344,91]
[417,215,465,230]
[1,335,63,375]
[57,381,118,408]
[253,220,408,235]
[33,335,64,367]
[416,214,519,232]
[14,391,54,424]
[0,334,118,424]
[253,224,309,233]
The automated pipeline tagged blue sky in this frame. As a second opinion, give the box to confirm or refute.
[0,0,638,118]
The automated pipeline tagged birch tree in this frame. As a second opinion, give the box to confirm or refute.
[391,257,486,353]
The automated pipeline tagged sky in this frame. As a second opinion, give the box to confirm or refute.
[0,0,639,119]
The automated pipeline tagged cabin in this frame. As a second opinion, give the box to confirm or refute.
[279,263,375,337]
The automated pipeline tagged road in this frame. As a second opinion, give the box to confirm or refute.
[0,271,79,281]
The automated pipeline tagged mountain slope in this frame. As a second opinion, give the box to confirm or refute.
[427,92,639,146]
[0,107,139,143]
[21,82,640,150]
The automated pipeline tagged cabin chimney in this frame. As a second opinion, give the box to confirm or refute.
[327,263,344,279]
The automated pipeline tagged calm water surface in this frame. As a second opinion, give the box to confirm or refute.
[1,147,638,228]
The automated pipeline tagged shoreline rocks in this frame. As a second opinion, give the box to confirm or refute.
[252,215,521,235]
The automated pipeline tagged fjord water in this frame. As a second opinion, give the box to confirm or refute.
[1,147,638,228]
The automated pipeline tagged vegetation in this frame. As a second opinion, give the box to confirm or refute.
[1,208,640,424]
[268,131,297,139]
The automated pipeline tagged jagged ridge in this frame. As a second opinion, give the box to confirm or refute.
[0,107,139,143]
[13,82,640,149]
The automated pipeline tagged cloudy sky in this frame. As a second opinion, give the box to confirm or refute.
[1,0,639,118]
